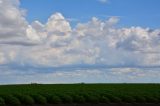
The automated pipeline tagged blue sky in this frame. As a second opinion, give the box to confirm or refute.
[0,0,160,84]
[20,0,160,28]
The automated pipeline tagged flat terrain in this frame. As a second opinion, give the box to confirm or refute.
[0,84,160,106]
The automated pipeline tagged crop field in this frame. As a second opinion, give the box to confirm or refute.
[0,84,160,105]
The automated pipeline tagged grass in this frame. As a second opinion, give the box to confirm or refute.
[0,84,160,105]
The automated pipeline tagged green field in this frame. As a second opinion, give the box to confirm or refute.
[0,84,160,105]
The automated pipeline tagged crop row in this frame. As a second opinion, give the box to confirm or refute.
[0,92,160,105]
[0,84,160,105]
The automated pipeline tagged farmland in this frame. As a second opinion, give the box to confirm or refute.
[0,84,160,106]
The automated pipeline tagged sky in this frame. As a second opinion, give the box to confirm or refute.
[20,0,160,28]
[0,0,160,84]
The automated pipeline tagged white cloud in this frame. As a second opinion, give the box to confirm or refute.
[0,51,6,64]
[109,68,160,82]
[26,25,41,42]
[0,0,37,48]
[0,0,27,38]
[0,0,160,83]
[46,12,71,35]
[1,67,160,84]
[0,1,160,67]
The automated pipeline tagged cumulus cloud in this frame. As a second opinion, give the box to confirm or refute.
[0,0,40,47]
[0,0,27,39]
[46,13,71,35]
[0,0,160,83]
[0,0,160,67]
